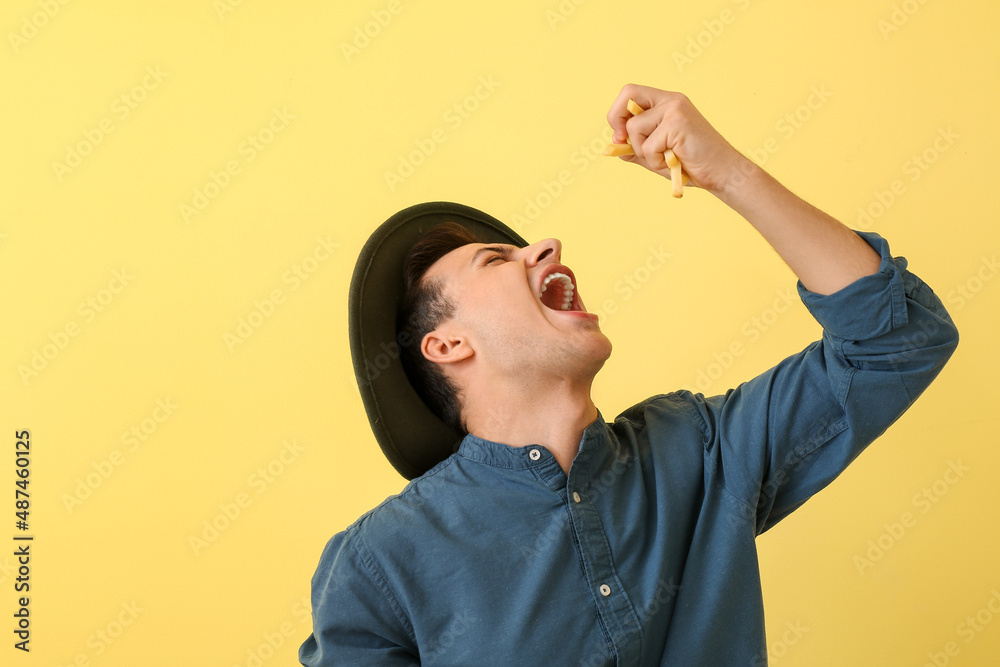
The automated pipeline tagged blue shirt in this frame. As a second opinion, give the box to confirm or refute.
[300,230,959,666]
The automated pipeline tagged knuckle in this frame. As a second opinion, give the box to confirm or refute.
[630,137,643,158]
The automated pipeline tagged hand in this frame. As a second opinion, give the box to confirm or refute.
[606,84,751,196]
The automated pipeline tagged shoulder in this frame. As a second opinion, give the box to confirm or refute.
[611,390,712,438]
[326,455,462,557]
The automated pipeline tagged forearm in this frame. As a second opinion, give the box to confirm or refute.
[715,159,882,296]
[606,84,884,295]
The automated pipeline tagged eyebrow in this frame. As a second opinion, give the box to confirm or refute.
[469,244,515,267]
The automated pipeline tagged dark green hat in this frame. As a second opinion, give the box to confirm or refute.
[348,202,529,480]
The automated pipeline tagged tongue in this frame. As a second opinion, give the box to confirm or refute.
[540,279,569,310]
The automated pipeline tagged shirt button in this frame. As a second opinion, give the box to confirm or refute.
[599,584,611,597]
[529,449,541,461]
[572,491,581,503]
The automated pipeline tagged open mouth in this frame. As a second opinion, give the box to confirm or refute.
[539,271,583,312]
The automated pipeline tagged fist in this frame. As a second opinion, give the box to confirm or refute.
[607,84,750,195]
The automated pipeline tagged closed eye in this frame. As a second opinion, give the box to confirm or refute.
[471,244,517,268]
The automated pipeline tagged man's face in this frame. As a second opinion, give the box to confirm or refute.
[420,236,613,382]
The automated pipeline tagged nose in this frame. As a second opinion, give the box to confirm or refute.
[524,238,561,267]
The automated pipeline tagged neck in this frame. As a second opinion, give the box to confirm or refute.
[462,374,599,476]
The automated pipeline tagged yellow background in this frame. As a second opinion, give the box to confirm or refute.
[2,0,998,665]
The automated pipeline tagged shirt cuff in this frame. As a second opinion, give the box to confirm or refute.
[795,230,909,341]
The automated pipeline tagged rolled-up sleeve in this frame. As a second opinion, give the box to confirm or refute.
[299,528,419,666]
[690,229,960,534]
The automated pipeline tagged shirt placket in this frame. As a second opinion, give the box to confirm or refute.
[529,435,644,665]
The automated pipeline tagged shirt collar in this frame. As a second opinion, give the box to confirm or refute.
[456,408,609,470]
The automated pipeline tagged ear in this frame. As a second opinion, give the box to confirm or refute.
[421,327,474,365]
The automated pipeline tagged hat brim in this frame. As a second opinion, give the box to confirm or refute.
[348,201,529,480]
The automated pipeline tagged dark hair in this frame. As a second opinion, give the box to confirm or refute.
[398,221,485,435]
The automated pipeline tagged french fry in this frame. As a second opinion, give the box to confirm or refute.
[602,143,690,188]
[603,143,635,157]
[606,98,687,198]
[665,151,684,199]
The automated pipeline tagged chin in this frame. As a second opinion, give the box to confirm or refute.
[580,331,614,370]
[566,325,611,351]
[596,335,613,363]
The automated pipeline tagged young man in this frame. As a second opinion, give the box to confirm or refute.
[299,84,959,665]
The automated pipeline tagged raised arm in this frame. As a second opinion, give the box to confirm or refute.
[607,84,959,531]
[607,83,880,295]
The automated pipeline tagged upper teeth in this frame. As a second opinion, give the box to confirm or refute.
[541,272,575,310]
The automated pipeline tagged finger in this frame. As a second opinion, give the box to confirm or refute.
[641,122,690,195]
[604,97,645,154]
[625,112,663,164]
[607,86,639,142]
[617,84,659,110]
[645,120,678,171]
[607,84,662,141]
